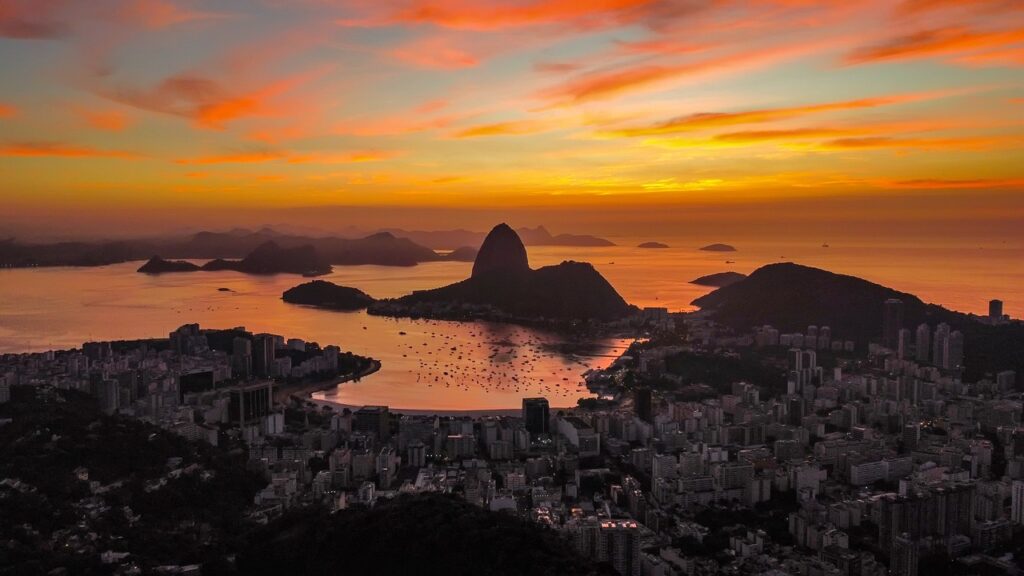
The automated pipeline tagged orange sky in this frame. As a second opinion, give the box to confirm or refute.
[1,0,1022,240]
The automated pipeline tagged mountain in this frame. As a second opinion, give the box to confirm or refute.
[371,224,635,322]
[691,262,1023,379]
[516,226,616,247]
[0,229,443,268]
[138,242,332,276]
[690,271,747,287]
[638,241,669,249]
[381,226,615,249]
[471,223,530,278]
[445,246,478,261]
[699,243,737,252]
[225,241,331,275]
[236,494,615,576]
[282,280,375,310]
[137,256,201,273]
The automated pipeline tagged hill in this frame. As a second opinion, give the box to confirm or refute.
[282,280,376,310]
[0,386,264,574]
[235,494,615,576]
[690,271,747,287]
[371,224,634,322]
[138,256,201,273]
[692,262,1023,380]
[0,229,443,269]
[638,241,669,249]
[699,243,737,252]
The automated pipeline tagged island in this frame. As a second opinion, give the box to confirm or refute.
[369,223,635,323]
[138,256,201,273]
[282,280,376,310]
[138,241,332,276]
[445,246,478,261]
[638,241,670,249]
[699,243,737,252]
[690,271,747,287]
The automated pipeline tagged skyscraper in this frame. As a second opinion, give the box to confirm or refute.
[634,387,653,423]
[883,298,904,349]
[932,323,950,368]
[891,533,919,576]
[522,397,550,436]
[1013,481,1024,525]
[914,323,930,363]
[252,334,276,377]
[897,328,912,360]
[989,299,1003,320]
[946,330,964,370]
[232,336,252,379]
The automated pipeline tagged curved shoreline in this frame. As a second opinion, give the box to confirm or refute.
[275,359,382,405]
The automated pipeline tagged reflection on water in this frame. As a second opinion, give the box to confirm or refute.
[0,238,1020,409]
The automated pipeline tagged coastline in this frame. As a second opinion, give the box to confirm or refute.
[275,359,382,405]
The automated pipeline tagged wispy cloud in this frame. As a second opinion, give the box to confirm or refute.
[845,25,1024,65]
[0,141,138,159]
[0,103,17,118]
[175,149,400,165]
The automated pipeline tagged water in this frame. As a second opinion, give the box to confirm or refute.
[1,238,1020,409]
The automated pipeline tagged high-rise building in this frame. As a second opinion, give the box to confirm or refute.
[932,323,950,368]
[914,324,930,363]
[946,330,964,370]
[252,334,276,377]
[232,336,253,379]
[634,387,653,423]
[354,406,390,440]
[522,397,550,436]
[406,440,426,468]
[599,520,641,576]
[897,328,912,360]
[989,299,1004,320]
[891,533,919,576]
[1012,481,1024,525]
[883,299,905,349]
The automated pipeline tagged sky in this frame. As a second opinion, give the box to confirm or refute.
[1,0,1023,240]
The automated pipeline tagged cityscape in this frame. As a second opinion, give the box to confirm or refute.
[2,2,1024,576]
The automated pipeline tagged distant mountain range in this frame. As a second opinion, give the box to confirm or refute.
[370,224,634,322]
[380,225,615,249]
[0,225,606,268]
[692,262,1023,380]
[140,241,333,276]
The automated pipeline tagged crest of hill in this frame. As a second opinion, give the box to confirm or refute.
[383,224,634,321]
[692,262,1024,379]
[282,280,375,310]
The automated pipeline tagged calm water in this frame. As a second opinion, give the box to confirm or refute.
[1,238,1020,409]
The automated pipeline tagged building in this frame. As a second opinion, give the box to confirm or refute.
[406,440,426,468]
[989,299,1003,320]
[914,324,930,363]
[883,298,904,349]
[891,533,919,576]
[557,416,600,456]
[354,405,390,440]
[522,397,550,436]
[635,387,653,423]
[232,336,252,379]
[1012,480,1024,525]
[252,334,276,377]
[229,381,273,427]
[599,520,641,576]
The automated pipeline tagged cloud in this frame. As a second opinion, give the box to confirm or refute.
[103,69,325,129]
[0,141,138,159]
[0,0,226,40]
[175,149,400,165]
[604,94,930,137]
[388,36,480,69]
[845,25,1024,65]
[340,0,654,31]
[451,119,553,138]
[0,103,17,118]
[75,108,133,131]
[887,177,1024,189]
[809,135,1008,151]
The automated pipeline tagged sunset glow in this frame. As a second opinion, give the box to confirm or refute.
[1,0,1022,237]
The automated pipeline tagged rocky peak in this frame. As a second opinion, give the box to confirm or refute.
[471,223,530,279]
